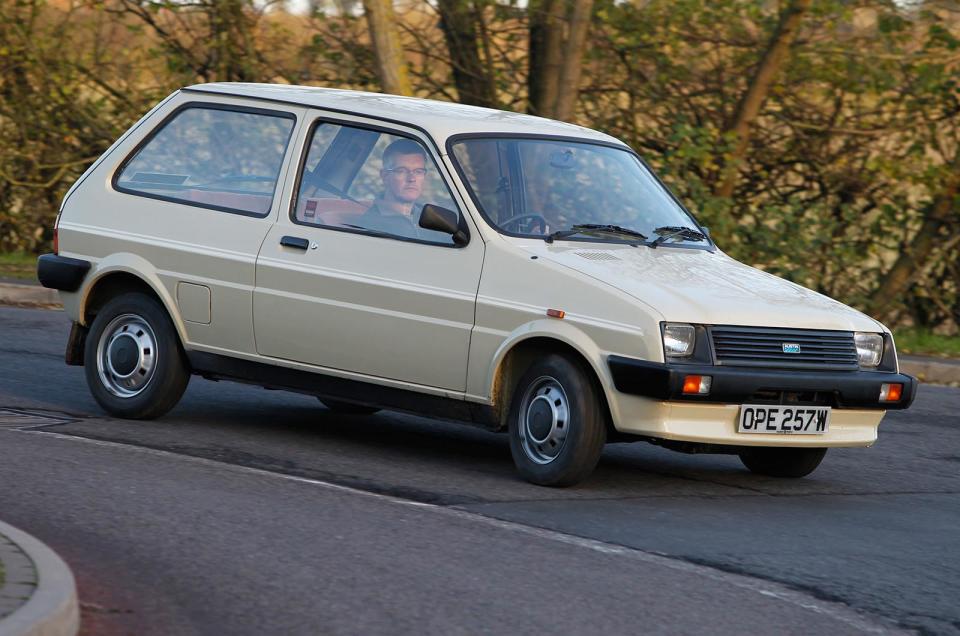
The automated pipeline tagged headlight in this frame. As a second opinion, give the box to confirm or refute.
[854,332,883,367]
[663,323,696,357]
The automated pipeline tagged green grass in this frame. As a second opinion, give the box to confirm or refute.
[894,328,960,358]
[0,251,38,281]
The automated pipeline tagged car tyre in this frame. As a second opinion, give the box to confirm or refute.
[318,398,381,415]
[738,447,827,478]
[84,292,189,419]
[507,353,606,487]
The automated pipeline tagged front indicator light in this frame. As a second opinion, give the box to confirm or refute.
[664,323,696,357]
[880,383,902,402]
[855,332,883,367]
[683,375,712,395]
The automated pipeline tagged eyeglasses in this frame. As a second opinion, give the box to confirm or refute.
[384,167,427,178]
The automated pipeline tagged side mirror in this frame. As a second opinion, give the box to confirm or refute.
[420,204,468,246]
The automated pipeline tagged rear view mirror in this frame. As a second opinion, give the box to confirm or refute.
[549,149,575,169]
[420,204,468,246]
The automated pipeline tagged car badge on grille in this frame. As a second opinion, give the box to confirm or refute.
[782,343,801,353]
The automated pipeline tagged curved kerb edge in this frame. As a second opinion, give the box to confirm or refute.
[0,521,78,636]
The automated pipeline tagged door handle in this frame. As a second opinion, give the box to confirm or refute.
[280,236,309,250]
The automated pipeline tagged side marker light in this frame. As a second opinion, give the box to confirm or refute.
[546,309,565,319]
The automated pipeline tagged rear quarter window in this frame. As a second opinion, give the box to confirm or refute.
[115,105,295,216]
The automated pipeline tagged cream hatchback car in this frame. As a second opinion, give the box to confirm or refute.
[38,83,916,486]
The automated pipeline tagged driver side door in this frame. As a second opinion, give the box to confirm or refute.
[253,114,484,393]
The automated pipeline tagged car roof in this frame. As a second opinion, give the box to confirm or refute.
[184,82,627,151]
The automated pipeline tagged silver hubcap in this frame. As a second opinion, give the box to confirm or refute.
[96,314,158,398]
[518,376,570,465]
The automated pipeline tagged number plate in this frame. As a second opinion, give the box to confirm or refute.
[738,405,830,435]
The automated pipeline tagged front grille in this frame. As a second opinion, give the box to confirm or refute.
[710,326,859,371]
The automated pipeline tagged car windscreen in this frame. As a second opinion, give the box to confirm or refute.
[449,137,707,244]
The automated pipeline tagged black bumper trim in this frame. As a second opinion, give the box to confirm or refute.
[37,254,90,292]
[607,355,918,410]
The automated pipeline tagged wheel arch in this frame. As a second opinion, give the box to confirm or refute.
[79,257,187,345]
[487,328,615,435]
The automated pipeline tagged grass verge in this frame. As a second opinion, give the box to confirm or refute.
[0,252,38,282]
[894,328,960,358]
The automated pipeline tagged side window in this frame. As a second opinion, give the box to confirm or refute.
[293,122,462,245]
[116,105,295,216]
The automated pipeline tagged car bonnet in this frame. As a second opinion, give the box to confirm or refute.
[521,242,883,333]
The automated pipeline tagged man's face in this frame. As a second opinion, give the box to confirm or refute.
[381,153,426,204]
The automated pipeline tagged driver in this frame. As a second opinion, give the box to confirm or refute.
[358,139,431,239]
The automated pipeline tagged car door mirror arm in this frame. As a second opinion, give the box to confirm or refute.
[420,203,468,246]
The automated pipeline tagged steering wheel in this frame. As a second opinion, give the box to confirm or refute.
[499,213,549,234]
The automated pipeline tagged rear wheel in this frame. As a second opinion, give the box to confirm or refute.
[738,447,827,478]
[84,292,189,419]
[318,398,380,416]
[507,354,606,487]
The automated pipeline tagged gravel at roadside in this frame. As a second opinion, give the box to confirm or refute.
[900,355,960,387]
[0,281,59,309]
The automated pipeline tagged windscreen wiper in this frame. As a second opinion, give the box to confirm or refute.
[545,224,648,244]
[649,226,707,248]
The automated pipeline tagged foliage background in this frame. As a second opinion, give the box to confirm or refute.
[0,0,957,331]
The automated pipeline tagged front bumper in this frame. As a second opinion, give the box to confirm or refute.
[611,399,886,447]
[607,356,918,410]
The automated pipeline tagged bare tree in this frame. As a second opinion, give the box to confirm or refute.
[866,156,960,317]
[110,0,287,83]
[436,0,498,107]
[714,0,812,199]
[527,0,595,120]
[527,0,565,117]
[553,0,593,121]
[362,0,413,95]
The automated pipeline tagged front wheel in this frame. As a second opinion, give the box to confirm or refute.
[84,292,189,419]
[738,447,827,478]
[507,354,606,487]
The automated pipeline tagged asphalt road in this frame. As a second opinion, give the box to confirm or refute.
[0,306,957,635]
